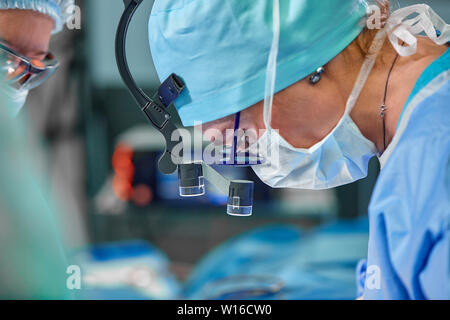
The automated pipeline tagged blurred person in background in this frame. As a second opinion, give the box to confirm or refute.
[23,0,87,252]
[0,0,76,299]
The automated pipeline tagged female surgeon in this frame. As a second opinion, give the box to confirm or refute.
[148,0,449,299]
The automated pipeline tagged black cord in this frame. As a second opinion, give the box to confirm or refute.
[381,52,401,152]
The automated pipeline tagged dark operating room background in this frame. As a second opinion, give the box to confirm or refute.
[21,0,450,281]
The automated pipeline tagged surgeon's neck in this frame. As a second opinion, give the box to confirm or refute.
[333,36,448,153]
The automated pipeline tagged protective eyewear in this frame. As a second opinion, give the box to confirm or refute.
[0,38,59,90]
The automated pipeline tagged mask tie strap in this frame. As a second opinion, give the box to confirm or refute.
[263,0,280,133]
[387,4,450,57]
[345,29,387,117]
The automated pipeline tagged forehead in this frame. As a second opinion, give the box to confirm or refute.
[0,9,53,58]
[1,38,49,62]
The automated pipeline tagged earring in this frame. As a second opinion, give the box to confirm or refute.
[309,67,325,85]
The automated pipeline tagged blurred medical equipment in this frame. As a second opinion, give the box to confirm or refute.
[115,0,256,216]
[198,275,285,300]
[72,241,180,300]
[71,220,369,300]
[183,219,369,300]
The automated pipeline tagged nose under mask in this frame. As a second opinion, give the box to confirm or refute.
[252,116,378,190]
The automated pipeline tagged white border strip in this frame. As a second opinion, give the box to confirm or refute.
[379,70,450,168]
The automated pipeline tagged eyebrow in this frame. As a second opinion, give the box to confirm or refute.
[19,45,49,59]
[27,50,49,59]
[1,38,48,59]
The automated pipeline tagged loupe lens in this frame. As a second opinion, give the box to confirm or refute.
[227,203,253,216]
[179,176,205,197]
[227,180,254,217]
[178,163,205,197]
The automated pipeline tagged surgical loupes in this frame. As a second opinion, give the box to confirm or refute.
[115,0,255,216]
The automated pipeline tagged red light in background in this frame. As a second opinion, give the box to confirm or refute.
[131,184,154,207]
[112,143,135,201]
[112,176,133,201]
[113,144,134,173]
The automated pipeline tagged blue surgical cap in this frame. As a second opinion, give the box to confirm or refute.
[0,0,74,33]
[149,0,368,126]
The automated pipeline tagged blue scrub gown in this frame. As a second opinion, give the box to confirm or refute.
[358,47,450,300]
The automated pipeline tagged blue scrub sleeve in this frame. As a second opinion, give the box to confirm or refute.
[356,259,367,298]
[418,222,450,299]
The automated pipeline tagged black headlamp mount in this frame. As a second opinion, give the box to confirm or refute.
[115,0,184,174]
[115,0,254,216]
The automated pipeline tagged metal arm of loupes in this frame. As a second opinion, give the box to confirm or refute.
[202,163,231,195]
[115,0,254,216]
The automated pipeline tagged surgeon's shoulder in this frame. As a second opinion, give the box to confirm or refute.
[404,78,450,140]
[379,80,450,230]
[396,77,449,194]
[391,76,450,188]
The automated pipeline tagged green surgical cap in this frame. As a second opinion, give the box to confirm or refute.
[149,0,368,126]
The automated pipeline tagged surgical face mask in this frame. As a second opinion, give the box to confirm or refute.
[253,117,378,190]
[386,4,450,57]
[251,0,386,190]
[252,1,449,190]
[0,84,28,117]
